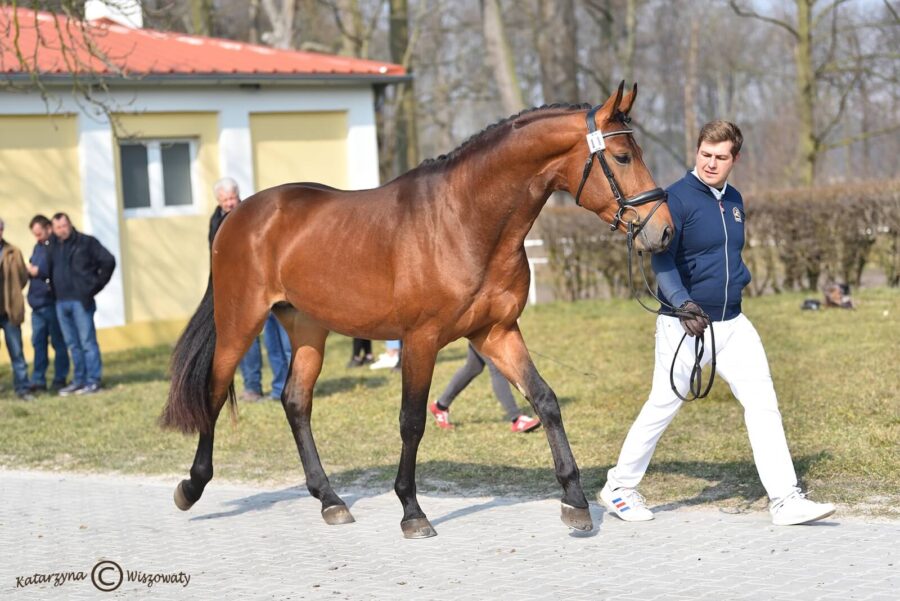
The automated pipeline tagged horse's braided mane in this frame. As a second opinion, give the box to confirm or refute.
[419,102,592,167]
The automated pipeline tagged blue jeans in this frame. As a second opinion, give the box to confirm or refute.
[30,304,69,388]
[56,300,102,386]
[239,338,263,394]
[1,316,30,394]
[238,314,291,397]
[263,314,292,399]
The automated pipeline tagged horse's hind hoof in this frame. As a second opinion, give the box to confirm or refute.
[400,517,437,539]
[174,480,195,511]
[322,504,355,525]
[561,502,593,531]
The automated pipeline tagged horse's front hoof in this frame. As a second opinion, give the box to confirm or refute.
[174,480,196,511]
[322,504,355,525]
[400,517,437,539]
[561,502,593,531]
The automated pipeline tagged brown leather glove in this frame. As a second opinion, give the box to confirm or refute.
[678,301,709,337]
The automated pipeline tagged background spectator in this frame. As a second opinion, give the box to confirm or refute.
[0,217,33,400]
[49,213,115,396]
[25,214,69,392]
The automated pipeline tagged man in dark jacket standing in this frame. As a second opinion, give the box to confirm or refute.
[49,213,116,396]
[0,217,33,400]
[26,215,69,392]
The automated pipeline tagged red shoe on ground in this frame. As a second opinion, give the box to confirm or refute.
[429,403,454,430]
[511,415,541,433]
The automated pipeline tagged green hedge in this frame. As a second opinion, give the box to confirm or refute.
[536,180,900,300]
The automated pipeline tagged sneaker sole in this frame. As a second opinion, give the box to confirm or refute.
[772,506,836,526]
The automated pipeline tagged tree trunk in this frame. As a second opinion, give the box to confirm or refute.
[248,0,261,44]
[390,0,419,175]
[795,0,817,186]
[537,0,579,104]
[481,0,526,114]
[683,15,699,167]
[261,0,297,49]
[190,0,214,36]
[620,0,637,84]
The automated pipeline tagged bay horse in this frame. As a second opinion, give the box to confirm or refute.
[160,82,673,538]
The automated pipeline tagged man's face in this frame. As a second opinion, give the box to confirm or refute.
[32,223,51,243]
[216,188,239,214]
[695,140,739,190]
[52,217,73,241]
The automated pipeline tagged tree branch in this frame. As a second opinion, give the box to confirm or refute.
[821,123,900,150]
[729,0,799,40]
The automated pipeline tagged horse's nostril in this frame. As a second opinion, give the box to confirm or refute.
[660,225,672,248]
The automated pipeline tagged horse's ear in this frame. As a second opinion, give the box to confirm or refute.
[602,80,626,115]
[619,83,638,115]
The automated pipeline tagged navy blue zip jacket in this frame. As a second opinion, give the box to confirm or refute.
[27,237,56,310]
[652,171,752,322]
[49,229,116,310]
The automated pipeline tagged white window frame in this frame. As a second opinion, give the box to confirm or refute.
[121,138,204,219]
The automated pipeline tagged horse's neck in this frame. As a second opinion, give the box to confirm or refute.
[441,113,579,249]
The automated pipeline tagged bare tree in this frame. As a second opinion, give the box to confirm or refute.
[536,0,578,103]
[481,0,525,114]
[259,0,298,48]
[390,0,419,174]
[730,0,900,185]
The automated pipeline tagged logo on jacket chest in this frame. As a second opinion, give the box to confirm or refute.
[732,207,742,223]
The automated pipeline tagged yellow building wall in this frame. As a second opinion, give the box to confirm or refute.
[250,111,348,191]
[0,114,83,249]
[0,115,83,366]
[113,112,218,328]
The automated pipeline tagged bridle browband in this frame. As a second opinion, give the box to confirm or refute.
[573,104,667,235]
[574,103,716,402]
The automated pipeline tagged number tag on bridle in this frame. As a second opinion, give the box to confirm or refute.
[586,130,606,153]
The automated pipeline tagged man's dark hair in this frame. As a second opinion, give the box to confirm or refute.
[29,214,52,229]
[697,120,743,158]
[51,212,71,222]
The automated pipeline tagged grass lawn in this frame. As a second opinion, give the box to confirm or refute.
[1,289,897,516]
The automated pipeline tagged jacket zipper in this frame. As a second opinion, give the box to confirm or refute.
[719,199,729,321]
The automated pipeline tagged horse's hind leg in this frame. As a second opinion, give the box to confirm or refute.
[175,311,268,511]
[394,335,439,538]
[473,324,592,532]
[277,312,353,525]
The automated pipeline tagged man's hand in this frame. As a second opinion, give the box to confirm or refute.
[26,263,39,277]
[678,301,709,337]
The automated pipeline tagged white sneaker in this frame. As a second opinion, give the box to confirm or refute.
[369,352,399,370]
[770,489,835,525]
[600,483,654,522]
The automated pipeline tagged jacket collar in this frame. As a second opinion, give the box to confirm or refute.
[685,169,729,200]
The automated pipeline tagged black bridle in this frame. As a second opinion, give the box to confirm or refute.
[573,104,667,236]
[574,103,716,402]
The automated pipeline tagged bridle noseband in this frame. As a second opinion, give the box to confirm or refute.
[574,103,717,402]
[573,104,667,236]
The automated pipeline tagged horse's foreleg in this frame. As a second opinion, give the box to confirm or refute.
[473,324,593,532]
[394,336,439,538]
[278,317,353,525]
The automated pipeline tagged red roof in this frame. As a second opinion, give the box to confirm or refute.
[0,7,406,80]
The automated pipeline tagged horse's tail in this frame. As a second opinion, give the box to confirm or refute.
[159,280,235,434]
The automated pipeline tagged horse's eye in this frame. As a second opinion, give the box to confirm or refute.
[613,154,631,165]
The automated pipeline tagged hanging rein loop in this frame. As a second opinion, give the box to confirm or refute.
[625,233,717,402]
[573,103,715,402]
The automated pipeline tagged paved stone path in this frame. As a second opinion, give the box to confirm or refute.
[1,470,896,600]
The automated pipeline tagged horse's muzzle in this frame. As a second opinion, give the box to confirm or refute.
[634,206,673,253]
